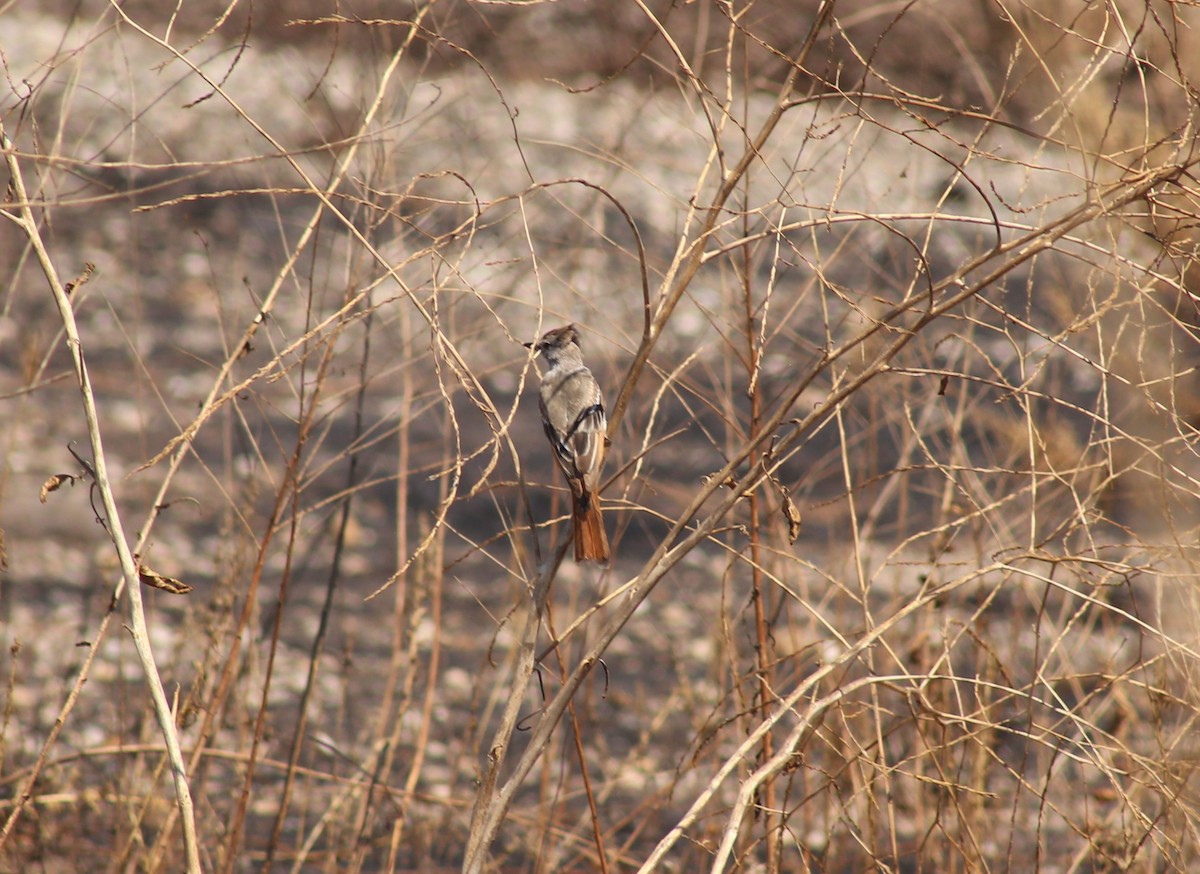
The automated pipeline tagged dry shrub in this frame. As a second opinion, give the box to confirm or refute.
[2,1,1200,872]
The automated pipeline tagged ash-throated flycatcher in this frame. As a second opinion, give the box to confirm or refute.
[525,324,610,563]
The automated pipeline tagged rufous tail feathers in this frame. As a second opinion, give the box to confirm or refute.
[573,493,609,563]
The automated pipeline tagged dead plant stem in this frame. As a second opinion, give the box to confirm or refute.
[0,122,201,873]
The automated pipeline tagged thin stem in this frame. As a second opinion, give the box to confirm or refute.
[0,122,201,873]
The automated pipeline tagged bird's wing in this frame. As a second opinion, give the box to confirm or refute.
[566,400,606,492]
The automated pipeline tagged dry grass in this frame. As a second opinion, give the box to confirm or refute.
[2,1,1200,872]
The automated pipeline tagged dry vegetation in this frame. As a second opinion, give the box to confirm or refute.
[3,1,1200,871]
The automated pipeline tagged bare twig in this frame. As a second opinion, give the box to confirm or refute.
[0,121,201,874]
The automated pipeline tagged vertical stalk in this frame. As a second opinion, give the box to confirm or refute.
[0,123,200,873]
[741,197,777,873]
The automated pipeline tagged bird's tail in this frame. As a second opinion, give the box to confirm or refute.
[573,492,610,563]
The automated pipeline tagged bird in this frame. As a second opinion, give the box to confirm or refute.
[525,324,610,563]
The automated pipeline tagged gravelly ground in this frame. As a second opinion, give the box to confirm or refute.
[3,5,1200,872]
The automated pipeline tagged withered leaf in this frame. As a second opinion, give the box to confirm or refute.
[137,563,193,595]
[64,262,96,299]
[781,492,803,545]
[40,473,76,503]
